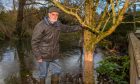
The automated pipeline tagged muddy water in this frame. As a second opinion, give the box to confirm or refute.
[0,40,103,84]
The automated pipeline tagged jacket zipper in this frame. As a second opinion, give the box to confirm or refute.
[52,28,55,60]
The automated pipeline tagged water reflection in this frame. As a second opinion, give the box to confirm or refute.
[0,41,19,84]
[0,40,103,84]
[60,50,81,73]
[15,39,33,84]
[2,47,16,62]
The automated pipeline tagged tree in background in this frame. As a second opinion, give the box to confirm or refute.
[15,0,52,38]
[0,0,4,12]
[15,0,26,38]
[52,0,129,84]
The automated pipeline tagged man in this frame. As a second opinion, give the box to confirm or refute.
[31,7,82,84]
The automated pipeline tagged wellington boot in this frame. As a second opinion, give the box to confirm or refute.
[39,78,45,84]
[51,74,60,84]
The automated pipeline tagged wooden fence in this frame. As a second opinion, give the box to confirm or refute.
[129,33,140,84]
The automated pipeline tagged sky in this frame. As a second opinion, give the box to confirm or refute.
[1,0,13,10]
[1,0,140,11]
[0,0,46,10]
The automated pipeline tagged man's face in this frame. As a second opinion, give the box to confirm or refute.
[48,12,59,22]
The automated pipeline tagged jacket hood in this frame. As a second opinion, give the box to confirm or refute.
[44,17,60,27]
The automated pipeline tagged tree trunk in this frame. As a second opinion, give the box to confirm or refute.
[15,0,26,37]
[83,0,95,83]
[83,51,94,84]
[16,40,30,84]
[13,0,16,11]
[83,29,96,84]
[52,0,129,83]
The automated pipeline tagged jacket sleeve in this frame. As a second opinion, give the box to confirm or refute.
[31,23,44,60]
[59,22,82,33]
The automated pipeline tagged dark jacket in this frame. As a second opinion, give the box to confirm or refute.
[31,17,81,61]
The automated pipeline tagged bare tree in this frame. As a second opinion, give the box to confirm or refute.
[13,0,16,11]
[0,0,4,12]
[15,0,26,37]
[52,0,129,84]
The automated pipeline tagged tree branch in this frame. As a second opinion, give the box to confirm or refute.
[95,0,129,44]
[93,0,99,17]
[110,0,116,24]
[25,2,49,5]
[52,0,99,33]
[116,0,120,13]
[106,0,129,35]
[121,21,140,23]
[96,3,109,31]
[101,17,110,32]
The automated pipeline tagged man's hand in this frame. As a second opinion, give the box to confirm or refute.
[36,56,43,62]
[37,59,43,62]
[80,24,84,28]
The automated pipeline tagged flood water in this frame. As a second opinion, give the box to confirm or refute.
[0,40,103,84]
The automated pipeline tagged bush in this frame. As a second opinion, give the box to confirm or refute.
[0,11,17,40]
[96,55,130,84]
